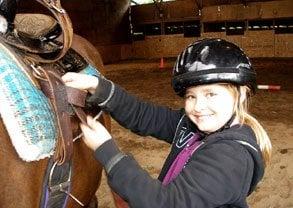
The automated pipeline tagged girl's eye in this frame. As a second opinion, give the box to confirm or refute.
[185,94,196,100]
[206,92,217,98]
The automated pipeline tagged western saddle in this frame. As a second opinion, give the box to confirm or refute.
[0,0,91,165]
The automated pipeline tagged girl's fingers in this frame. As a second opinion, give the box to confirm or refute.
[80,123,86,133]
[80,115,111,151]
[86,115,94,128]
[80,122,91,134]
[62,73,99,94]
[62,73,82,89]
[62,72,76,82]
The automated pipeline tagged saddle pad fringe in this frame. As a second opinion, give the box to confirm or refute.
[0,42,57,161]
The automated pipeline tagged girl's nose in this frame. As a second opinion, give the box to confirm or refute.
[193,97,207,111]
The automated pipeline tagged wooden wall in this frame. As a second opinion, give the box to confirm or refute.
[131,0,292,23]
[119,32,292,59]
[16,0,293,63]
[117,0,293,62]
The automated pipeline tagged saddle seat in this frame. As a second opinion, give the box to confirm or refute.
[14,13,61,41]
[2,13,62,55]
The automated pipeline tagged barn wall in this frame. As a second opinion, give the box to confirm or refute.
[120,31,292,59]
[201,0,293,21]
[112,0,293,62]
[131,0,292,23]
[16,0,293,63]
[131,0,198,24]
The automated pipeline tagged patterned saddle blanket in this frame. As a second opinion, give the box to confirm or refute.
[0,39,100,162]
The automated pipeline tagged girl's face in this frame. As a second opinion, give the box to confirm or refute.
[184,84,236,134]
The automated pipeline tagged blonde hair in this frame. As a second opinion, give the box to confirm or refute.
[226,84,272,168]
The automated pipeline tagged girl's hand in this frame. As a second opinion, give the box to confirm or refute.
[80,116,112,151]
[62,72,99,94]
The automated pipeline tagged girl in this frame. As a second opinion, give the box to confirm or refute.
[62,38,272,208]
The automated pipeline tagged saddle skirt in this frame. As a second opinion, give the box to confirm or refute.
[0,40,101,162]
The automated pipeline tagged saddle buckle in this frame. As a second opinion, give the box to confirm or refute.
[44,0,66,14]
[48,161,85,207]
[30,63,47,81]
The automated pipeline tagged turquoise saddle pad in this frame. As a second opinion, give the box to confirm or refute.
[0,42,100,161]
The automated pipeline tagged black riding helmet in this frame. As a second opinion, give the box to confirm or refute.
[172,38,257,97]
[0,0,17,32]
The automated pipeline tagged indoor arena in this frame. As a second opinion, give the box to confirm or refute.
[0,0,292,208]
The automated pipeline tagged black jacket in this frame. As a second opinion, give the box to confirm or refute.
[88,78,265,208]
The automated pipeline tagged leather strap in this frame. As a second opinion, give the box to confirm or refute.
[35,0,73,63]
[71,106,88,126]
[38,68,73,164]
[65,86,87,108]
[39,80,88,125]
[37,68,90,164]
[40,84,87,108]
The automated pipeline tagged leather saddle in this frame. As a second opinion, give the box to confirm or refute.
[0,5,93,165]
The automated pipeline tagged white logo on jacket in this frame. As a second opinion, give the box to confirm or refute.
[176,127,195,148]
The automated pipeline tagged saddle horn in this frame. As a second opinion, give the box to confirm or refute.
[0,0,73,64]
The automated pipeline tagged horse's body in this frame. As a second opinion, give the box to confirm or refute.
[0,34,110,208]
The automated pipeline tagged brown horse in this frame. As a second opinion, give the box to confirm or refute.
[0,33,111,208]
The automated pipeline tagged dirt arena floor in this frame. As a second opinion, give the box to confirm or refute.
[96,58,293,208]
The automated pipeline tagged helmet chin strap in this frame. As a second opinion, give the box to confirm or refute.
[221,113,236,130]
